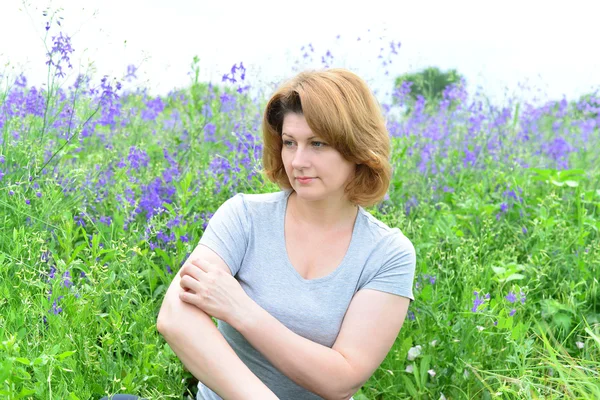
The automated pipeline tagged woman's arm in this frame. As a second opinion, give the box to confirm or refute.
[233,302,354,400]
[157,245,278,400]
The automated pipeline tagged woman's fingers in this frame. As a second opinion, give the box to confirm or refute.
[180,274,202,293]
[179,262,207,281]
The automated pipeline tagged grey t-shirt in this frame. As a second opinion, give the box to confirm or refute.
[196,189,416,400]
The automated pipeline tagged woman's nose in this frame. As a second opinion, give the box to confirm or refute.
[291,147,310,169]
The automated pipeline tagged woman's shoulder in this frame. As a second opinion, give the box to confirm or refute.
[228,190,290,216]
[237,189,290,204]
[357,207,413,247]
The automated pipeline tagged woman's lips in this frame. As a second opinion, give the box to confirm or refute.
[296,177,314,184]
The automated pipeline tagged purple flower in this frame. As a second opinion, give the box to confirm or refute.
[522,227,528,235]
[500,203,508,213]
[506,291,517,303]
[36,192,42,198]
[50,297,64,315]
[509,309,517,317]
[25,199,30,205]
[520,290,526,304]
[63,271,73,288]
[74,212,86,227]
[472,291,486,312]
[127,146,149,171]
[125,64,138,81]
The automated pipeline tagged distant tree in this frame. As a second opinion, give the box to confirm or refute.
[393,66,465,114]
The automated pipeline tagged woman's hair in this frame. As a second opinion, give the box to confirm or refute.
[261,68,392,208]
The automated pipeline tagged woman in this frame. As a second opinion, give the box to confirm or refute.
[155,69,416,400]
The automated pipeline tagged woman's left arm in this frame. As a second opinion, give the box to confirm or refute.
[235,289,410,400]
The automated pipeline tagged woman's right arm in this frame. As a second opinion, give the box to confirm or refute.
[157,244,278,400]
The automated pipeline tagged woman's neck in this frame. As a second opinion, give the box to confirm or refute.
[288,190,358,232]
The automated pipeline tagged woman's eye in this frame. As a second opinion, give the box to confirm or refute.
[312,141,326,148]
[283,140,294,147]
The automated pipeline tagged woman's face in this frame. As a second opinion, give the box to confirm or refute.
[281,113,356,203]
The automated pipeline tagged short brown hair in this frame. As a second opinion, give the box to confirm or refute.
[261,68,392,208]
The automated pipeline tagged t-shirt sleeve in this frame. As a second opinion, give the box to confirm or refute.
[361,232,416,301]
[198,193,250,276]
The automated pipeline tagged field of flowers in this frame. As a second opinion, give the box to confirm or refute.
[1,15,599,400]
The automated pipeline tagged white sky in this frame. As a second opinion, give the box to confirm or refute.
[1,0,600,106]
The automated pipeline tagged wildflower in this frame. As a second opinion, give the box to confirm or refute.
[407,345,422,361]
[49,265,56,279]
[63,271,72,288]
[25,199,30,205]
[427,369,436,378]
[99,216,112,226]
[476,326,485,332]
[509,309,516,317]
[430,340,438,347]
[505,291,517,303]
[36,192,42,198]
[520,290,526,304]
[407,310,416,320]
[522,227,528,234]
[0,169,4,181]
[471,291,489,312]
[440,393,447,400]
[405,364,414,373]
[576,341,584,349]
[125,64,138,81]
[127,146,149,171]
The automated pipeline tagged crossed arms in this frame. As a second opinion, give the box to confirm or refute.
[157,243,410,400]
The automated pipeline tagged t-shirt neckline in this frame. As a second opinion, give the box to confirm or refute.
[280,189,361,284]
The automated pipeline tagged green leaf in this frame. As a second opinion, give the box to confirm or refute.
[553,313,572,331]
[32,356,47,366]
[15,357,30,365]
[564,180,579,188]
[503,273,525,282]
[491,266,506,275]
[401,374,419,397]
[57,350,76,361]
[17,388,36,398]
[419,355,431,386]
[68,393,81,400]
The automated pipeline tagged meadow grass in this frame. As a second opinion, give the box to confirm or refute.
[0,16,599,400]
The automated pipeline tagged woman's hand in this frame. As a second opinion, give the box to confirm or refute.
[178,258,252,325]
